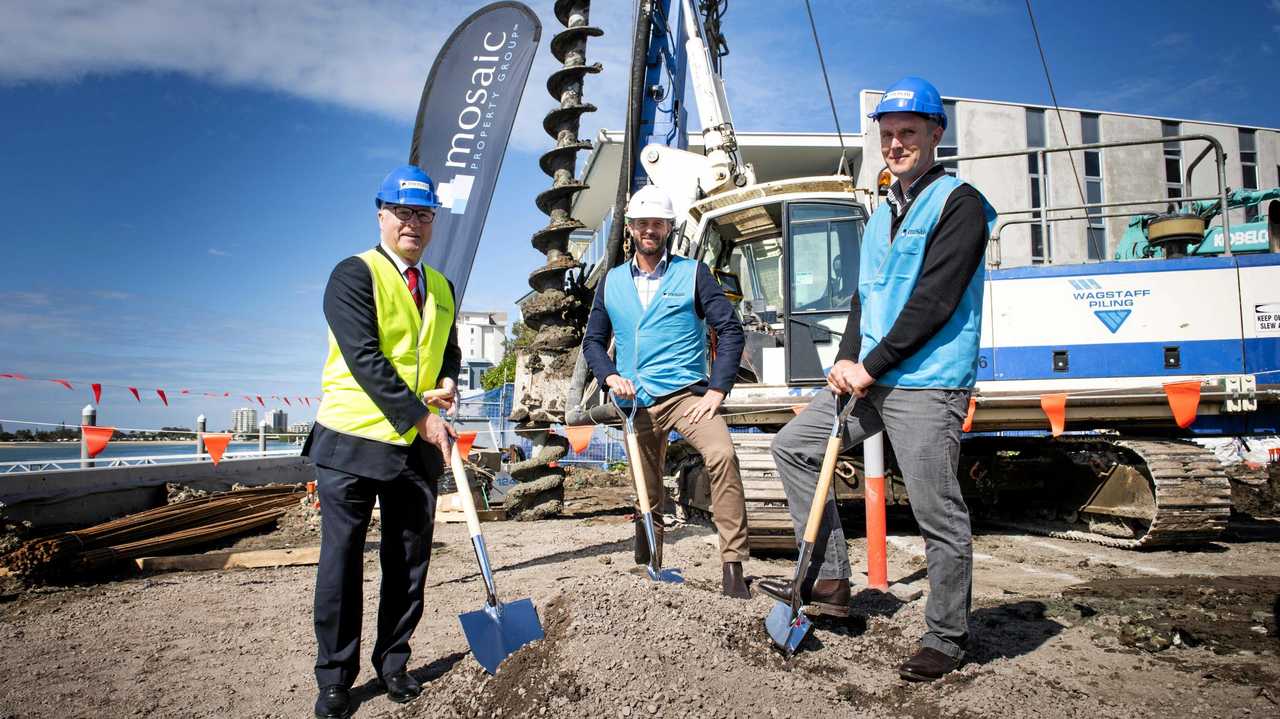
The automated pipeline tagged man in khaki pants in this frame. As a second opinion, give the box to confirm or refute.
[581,184,751,598]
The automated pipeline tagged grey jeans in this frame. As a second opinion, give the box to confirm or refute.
[770,385,973,659]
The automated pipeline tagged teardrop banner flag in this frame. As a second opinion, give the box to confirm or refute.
[82,425,115,458]
[203,433,233,466]
[156,389,168,406]
[413,1,542,303]
[1163,381,1201,429]
[1040,393,1068,437]
[564,424,594,454]
[92,383,103,405]
[129,387,141,402]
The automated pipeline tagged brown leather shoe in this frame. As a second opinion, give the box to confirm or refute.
[756,577,851,617]
[898,647,962,682]
[633,516,663,567]
[721,561,751,599]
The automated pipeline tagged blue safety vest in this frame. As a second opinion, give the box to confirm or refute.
[858,174,997,389]
[603,255,708,407]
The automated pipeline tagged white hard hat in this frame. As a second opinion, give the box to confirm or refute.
[624,184,676,220]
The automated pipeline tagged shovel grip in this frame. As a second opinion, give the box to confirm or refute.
[802,435,843,544]
[623,430,652,515]
[450,442,484,538]
[422,388,453,400]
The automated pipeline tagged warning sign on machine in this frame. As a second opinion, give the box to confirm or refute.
[1256,303,1280,334]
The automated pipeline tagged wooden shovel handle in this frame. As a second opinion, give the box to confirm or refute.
[623,430,652,515]
[449,441,483,538]
[802,435,843,544]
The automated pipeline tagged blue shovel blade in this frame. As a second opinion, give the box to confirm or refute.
[458,597,544,675]
[764,600,812,656]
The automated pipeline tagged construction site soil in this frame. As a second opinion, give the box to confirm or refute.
[1,467,1278,718]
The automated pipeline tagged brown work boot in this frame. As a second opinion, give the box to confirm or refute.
[756,577,851,617]
[898,647,962,682]
[633,515,663,567]
[721,561,751,599]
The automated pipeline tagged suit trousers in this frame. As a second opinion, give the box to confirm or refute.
[313,460,437,688]
[629,389,750,562]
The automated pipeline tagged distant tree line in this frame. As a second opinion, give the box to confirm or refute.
[0,424,193,442]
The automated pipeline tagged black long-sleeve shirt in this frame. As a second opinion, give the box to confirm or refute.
[303,245,461,480]
[835,163,989,379]
[582,259,745,396]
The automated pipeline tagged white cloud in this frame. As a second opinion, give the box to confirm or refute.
[1153,32,1190,48]
[91,290,133,301]
[208,248,231,257]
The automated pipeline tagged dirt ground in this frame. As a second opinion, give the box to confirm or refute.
[2,475,1278,718]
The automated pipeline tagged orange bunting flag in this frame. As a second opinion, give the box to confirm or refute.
[0,373,28,380]
[1040,393,1068,437]
[1163,381,1201,429]
[223,392,230,397]
[256,395,264,407]
[91,383,102,405]
[180,389,190,395]
[962,396,977,433]
[455,431,478,458]
[242,395,253,403]
[129,387,141,402]
[156,389,168,406]
[81,425,115,458]
[203,433,232,465]
[283,396,291,407]
[565,424,594,454]
[791,404,807,415]
[51,378,73,390]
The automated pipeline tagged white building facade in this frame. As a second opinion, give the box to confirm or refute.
[231,407,257,434]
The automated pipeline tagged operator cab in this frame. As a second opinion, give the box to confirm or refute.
[686,177,870,388]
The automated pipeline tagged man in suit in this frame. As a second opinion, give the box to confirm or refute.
[304,164,461,719]
[581,183,751,599]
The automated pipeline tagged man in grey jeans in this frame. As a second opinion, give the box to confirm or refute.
[758,75,996,682]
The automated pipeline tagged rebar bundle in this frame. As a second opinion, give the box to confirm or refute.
[1,485,303,581]
[513,0,600,424]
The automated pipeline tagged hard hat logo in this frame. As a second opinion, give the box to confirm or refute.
[399,180,432,192]
[868,76,947,130]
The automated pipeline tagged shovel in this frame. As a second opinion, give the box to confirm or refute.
[428,391,544,674]
[765,391,854,657]
[614,396,683,584]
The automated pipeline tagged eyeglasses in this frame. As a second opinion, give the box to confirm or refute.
[383,205,436,224]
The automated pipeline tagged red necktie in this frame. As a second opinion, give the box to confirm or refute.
[405,266,424,312]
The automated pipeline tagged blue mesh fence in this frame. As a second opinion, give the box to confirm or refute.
[454,383,626,468]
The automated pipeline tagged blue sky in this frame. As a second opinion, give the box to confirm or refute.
[1,0,1277,432]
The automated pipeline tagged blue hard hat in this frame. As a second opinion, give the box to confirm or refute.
[375,164,442,209]
[867,76,947,130]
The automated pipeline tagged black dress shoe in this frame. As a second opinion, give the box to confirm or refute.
[722,561,751,599]
[314,685,352,719]
[898,647,962,682]
[380,670,422,703]
[756,577,851,617]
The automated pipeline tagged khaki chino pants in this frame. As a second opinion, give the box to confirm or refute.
[627,389,750,563]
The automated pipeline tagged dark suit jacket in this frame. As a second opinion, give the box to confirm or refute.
[303,245,462,480]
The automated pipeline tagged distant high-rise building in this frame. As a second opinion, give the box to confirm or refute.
[457,311,508,366]
[288,421,314,434]
[232,407,258,434]
[268,409,288,433]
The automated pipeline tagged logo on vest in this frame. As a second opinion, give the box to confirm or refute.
[1067,278,1151,334]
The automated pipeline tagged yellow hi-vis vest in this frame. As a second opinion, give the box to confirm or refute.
[316,249,454,445]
